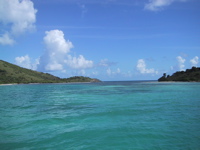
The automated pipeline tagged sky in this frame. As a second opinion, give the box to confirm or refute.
[0,0,200,81]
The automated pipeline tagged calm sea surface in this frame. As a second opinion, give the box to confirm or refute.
[0,81,200,150]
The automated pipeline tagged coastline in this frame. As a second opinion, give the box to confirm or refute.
[158,81,200,83]
[1,81,199,86]
[0,83,17,86]
[0,81,98,86]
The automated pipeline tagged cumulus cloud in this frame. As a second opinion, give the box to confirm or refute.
[37,30,73,71]
[145,0,187,11]
[43,30,72,54]
[15,55,31,69]
[0,33,15,45]
[44,62,63,71]
[106,68,121,76]
[190,56,199,67]
[136,59,158,74]
[15,55,38,70]
[37,29,93,73]
[0,0,37,45]
[176,56,185,71]
[65,55,93,69]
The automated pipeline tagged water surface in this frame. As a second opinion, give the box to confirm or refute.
[0,81,200,149]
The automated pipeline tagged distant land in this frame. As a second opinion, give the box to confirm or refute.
[158,67,200,82]
[0,60,101,84]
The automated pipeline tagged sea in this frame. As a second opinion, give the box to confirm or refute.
[0,81,200,150]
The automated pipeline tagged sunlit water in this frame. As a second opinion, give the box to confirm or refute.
[0,81,200,149]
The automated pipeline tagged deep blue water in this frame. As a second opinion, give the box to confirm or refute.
[0,81,200,149]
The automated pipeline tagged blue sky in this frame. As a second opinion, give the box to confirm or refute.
[0,0,200,81]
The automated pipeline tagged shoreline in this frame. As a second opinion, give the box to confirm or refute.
[2,81,199,85]
[0,81,99,86]
[0,83,18,86]
[158,80,200,83]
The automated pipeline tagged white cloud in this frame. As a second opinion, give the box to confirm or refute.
[99,59,110,67]
[136,59,158,74]
[37,29,93,72]
[15,55,38,70]
[107,68,112,76]
[99,59,117,67]
[45,61,63,71]
[190,56,199,67]
[15,55,31,69]
[145,0,187,11]
[65,55,93,69]
[43,30,73,54]
[0,33,15,45]
[38,30,73,71]
[106,67,121,76]
[176,56,185,71]
[0,0,37,45]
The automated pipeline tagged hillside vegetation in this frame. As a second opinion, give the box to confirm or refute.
[158,67,200,82]
[0,60,100,84]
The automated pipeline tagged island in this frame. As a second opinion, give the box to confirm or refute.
[0,60,101,84]
[158,67,200,82]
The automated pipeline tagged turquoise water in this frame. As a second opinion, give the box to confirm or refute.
[0,81,200,150]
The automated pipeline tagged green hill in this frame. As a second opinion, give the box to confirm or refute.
[0,60,100,84]
[158,67,200,82]
[64,76,100,83]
